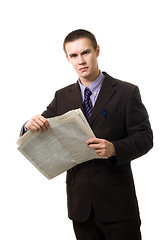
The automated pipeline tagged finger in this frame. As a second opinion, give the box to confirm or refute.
[41,121,50,132]
[33,116,49,131]
[37,115,48,125]
[27,125,38,131]
[37,124,48,133]
[31,121,43,131]
[87,143,101,150]
[26,121,38,131]
[44,120,50,130]
[95,149,102,154]
[38,117,50,131]
[35,119,47,130]
[86,138,100,146]
[97,152,105,157]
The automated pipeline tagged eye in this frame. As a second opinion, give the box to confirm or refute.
[70,54,77,58]
[82,50,90,55]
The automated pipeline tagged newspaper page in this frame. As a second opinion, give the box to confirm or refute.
[17,109,102,180]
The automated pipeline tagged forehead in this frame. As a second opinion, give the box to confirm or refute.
[65,38,94,54]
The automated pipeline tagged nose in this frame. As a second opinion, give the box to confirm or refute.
[78,55,86,65]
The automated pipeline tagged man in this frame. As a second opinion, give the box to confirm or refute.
[22,29,153,240]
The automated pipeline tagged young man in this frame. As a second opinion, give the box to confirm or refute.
[22,29,153,240]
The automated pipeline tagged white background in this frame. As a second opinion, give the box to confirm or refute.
[0,0,159,239]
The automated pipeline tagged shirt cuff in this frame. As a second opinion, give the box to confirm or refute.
[23,125,28,133]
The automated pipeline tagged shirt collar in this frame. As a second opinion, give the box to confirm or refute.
[78,71,105,99]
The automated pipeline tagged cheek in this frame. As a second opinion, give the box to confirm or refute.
[73,63,79,71]
[69,60,78,70]
[87,54,97,64]
[90,58,98,68]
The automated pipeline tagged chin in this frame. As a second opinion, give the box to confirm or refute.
[80,71,90,78]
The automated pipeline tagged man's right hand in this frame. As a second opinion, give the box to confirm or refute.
[25,114,50,133]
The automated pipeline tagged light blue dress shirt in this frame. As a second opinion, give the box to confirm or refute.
[78,71,105,106]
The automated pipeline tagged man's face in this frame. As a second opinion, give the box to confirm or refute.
[65,38,100,84]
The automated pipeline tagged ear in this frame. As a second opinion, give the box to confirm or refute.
[96,45,100,57]
[66,54,70,63]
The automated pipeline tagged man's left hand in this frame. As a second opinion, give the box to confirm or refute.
[86,137,115,158]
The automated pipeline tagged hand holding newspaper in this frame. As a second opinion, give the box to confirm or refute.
[17,109,103,179]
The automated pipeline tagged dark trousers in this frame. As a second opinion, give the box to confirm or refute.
[73,209,141,240]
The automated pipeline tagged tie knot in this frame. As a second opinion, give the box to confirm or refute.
[84,87,92,98]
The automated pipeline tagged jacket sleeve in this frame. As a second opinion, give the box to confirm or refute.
[20,93,57,136]
[41,92,57,118]
[112,86,153,165]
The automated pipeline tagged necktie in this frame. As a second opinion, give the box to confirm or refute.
[83,87,93,119]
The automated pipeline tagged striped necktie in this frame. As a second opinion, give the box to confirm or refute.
[83,87,93,119]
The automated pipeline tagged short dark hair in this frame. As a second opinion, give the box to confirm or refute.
[63,29,98,54]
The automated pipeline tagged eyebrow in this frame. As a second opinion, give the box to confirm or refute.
[82,49,91,53]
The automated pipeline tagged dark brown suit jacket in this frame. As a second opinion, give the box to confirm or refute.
[24,72,153,222]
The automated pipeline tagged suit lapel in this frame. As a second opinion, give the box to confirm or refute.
[68,82,85,115]
[88,73,117,125]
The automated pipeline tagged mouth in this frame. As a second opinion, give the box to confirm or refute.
[79,67,88,71]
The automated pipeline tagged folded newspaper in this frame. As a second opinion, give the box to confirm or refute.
[17,109,102,180]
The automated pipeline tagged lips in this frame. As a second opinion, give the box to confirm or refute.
[79,67,88,71]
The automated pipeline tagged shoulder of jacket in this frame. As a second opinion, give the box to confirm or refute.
[103,71,138,90]
[55,82,77,94]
